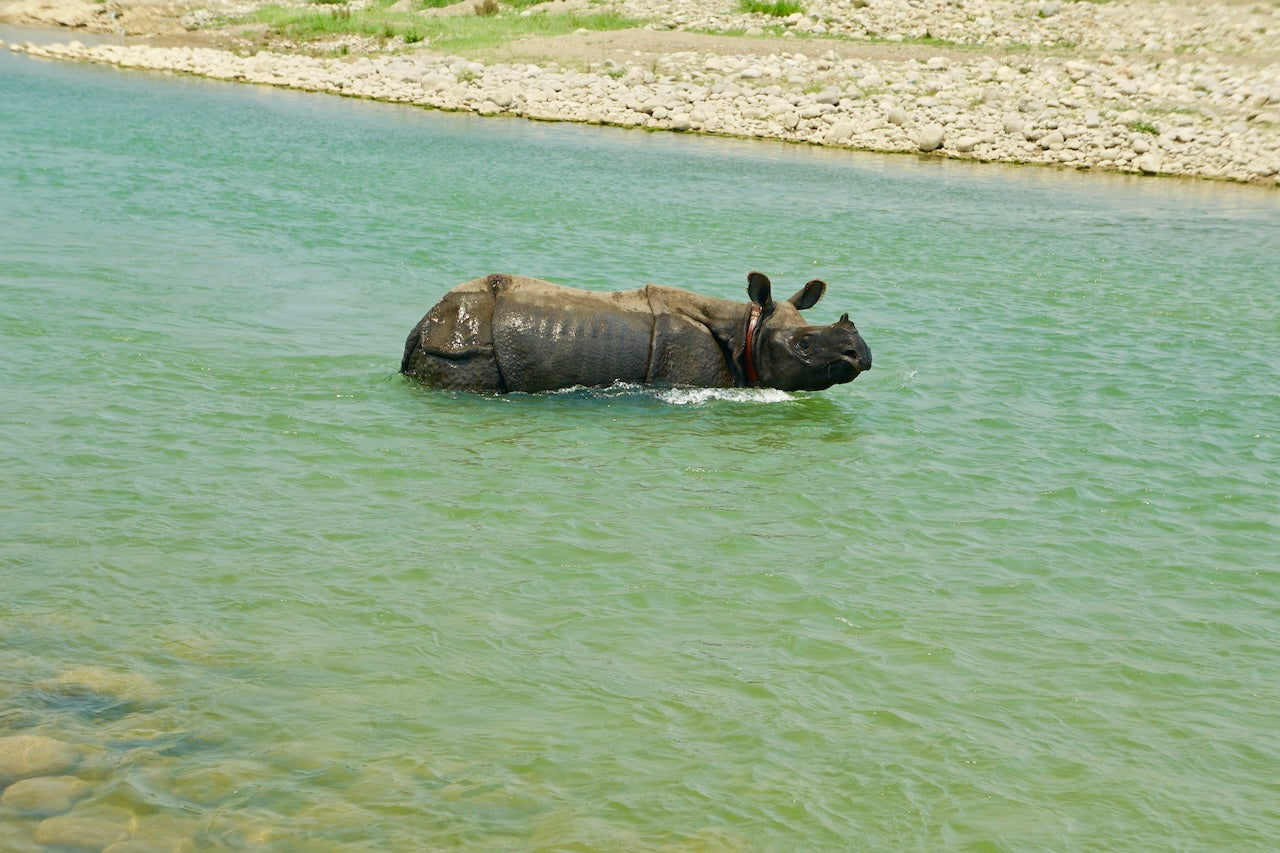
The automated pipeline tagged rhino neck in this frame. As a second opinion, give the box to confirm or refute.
[643,285,756,386]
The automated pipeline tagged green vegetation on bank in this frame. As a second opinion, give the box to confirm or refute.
[738,0,804,16]
[233,0,1104,58]
[243,0,643,50]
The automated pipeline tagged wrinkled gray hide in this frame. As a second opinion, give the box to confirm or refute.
[401,273,871,393]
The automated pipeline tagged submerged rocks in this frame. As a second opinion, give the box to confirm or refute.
[34,809,131,850]
[0,667,206,849]
[2,775,93,816]
[38,665,164,705]
[0,735,81,784]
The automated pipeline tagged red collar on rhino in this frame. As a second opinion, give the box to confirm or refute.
[743,302,764,387]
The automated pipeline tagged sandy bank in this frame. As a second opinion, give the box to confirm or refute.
[3,0,1279,184]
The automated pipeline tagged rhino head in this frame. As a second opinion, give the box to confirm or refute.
[744,271,872,392]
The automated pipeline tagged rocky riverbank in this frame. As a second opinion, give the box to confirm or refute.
[4,0,1280,184]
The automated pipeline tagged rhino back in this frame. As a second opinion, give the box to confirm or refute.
[404,276,740,392]
[492,283,654,392]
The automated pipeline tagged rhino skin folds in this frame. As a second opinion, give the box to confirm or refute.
[401,272,871,394]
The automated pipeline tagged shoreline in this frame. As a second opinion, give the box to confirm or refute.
[3,0,1278,185]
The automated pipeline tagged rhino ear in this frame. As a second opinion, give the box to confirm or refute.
[747,271,773,307]
[788,279,826,310]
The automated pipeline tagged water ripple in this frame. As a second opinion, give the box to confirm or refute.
[2,47,1279,850]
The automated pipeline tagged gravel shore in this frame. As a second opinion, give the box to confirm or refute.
[4,0,1279,184]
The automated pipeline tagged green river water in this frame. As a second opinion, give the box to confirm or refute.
[2,36,1278,851]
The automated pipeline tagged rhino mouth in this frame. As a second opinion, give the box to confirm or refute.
[827,354,869,384]
[828,361,858,383]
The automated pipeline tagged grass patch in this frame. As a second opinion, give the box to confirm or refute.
[1127,119,1159,135]
[244,0,644,51]
[739,0,804,17]
[432,9,643,51]
[695,24,790,38]
[248,2,431,43]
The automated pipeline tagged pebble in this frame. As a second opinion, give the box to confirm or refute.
[1039,129,1066,150]
[824,121,856,145]
[35,809,131,850]
[0,735,81,784]
[1136,152,1164,173]
[1,775,93,816]
[39,665,163,704]
[813,87,842,105]
[917,124,946,152]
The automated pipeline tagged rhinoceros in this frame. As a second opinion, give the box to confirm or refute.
[400,272,871,393]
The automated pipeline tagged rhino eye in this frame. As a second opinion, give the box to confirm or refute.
[797,333,814,353]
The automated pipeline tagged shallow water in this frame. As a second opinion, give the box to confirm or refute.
[2,41,1279,850]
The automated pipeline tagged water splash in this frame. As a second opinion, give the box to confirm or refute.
[546,382,797,405]
[654,386,796,405]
